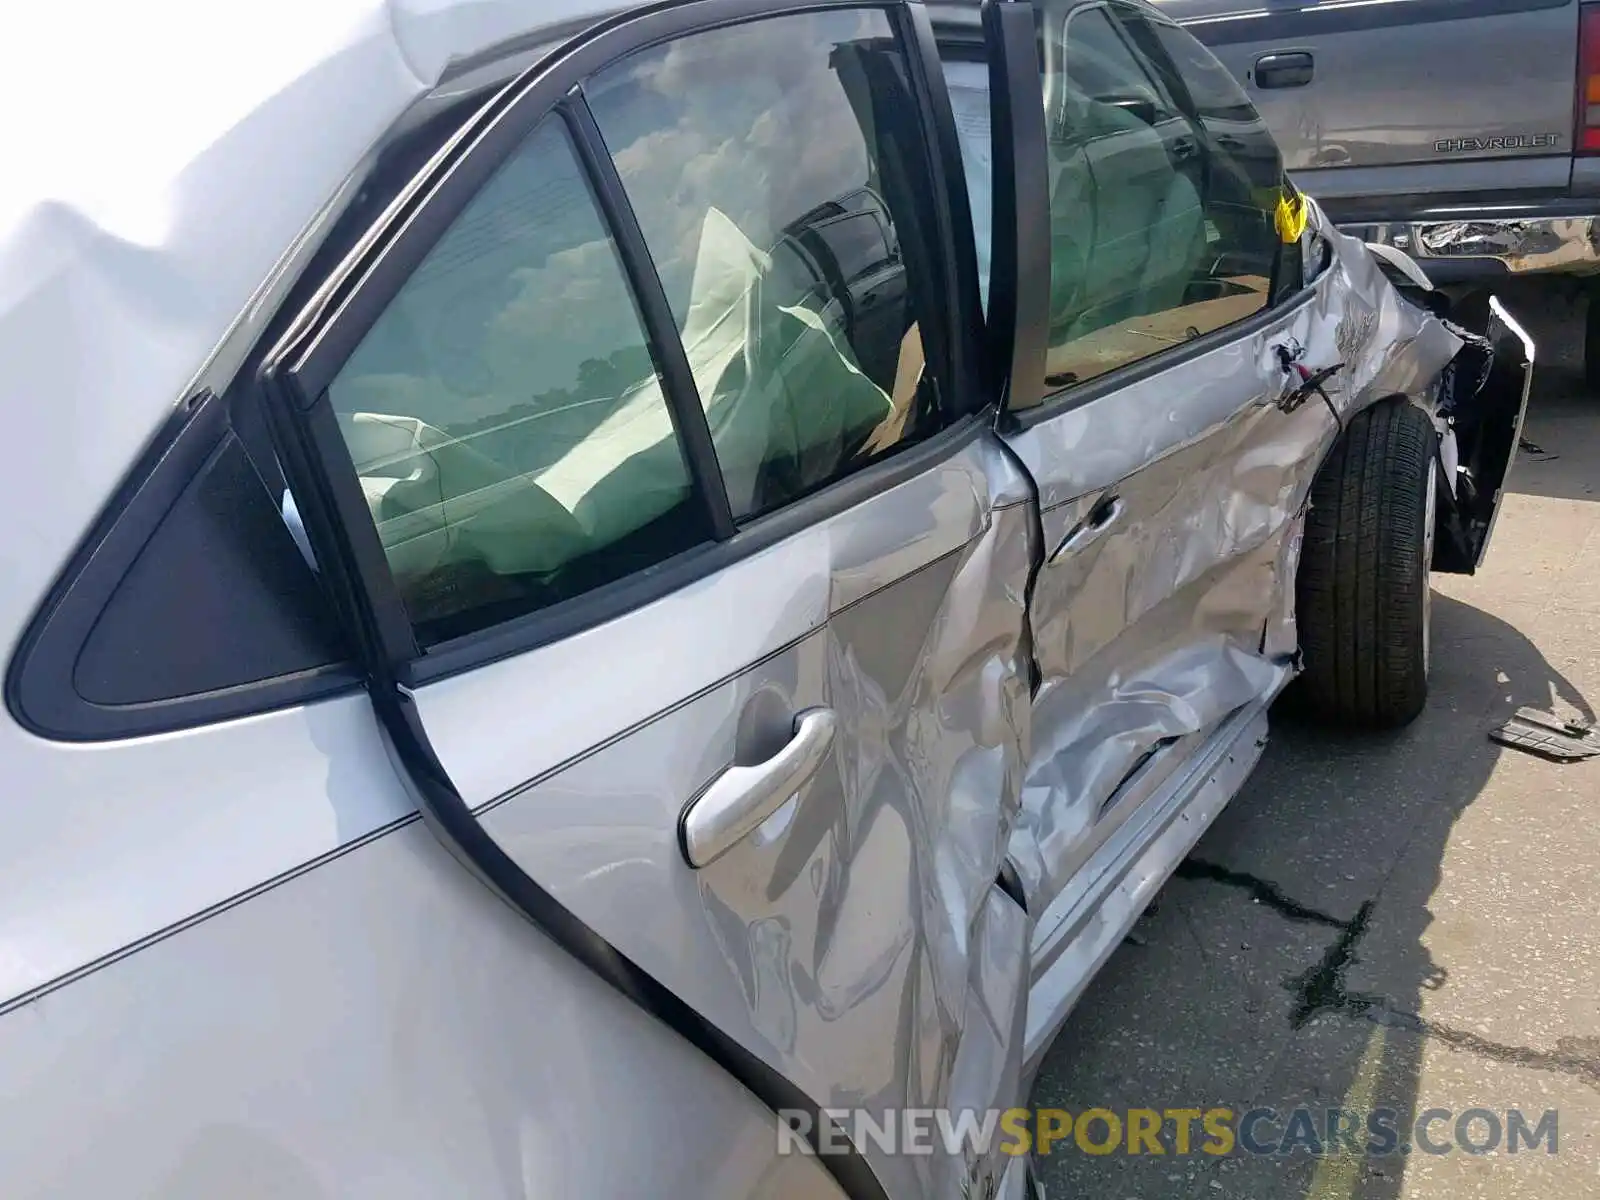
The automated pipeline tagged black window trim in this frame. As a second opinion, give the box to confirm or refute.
[261,0,992,685]
[3,390,366,742]
[565,93,739,541]
[906,0,990,414]
[981,0,1052,414]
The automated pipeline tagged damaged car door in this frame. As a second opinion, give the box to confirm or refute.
[258,6,1040,1199]
[968,0,1331,1061]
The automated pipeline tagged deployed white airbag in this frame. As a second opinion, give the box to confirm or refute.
[339,206,894,583]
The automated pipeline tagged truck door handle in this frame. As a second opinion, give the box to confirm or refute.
[1049,493,1124,564]
[1255,51,1314,89]
[681,708,836,868]
[1172,135,1200,161]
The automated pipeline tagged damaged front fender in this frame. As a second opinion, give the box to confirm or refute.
[1431,299,1537,573]
[1359,237,1538,572]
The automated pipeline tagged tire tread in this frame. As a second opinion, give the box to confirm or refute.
[1295,397,1432,728]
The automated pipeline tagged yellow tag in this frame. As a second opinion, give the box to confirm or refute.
[1275,185,1308,244]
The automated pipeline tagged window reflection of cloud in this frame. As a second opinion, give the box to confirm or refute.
[587,10,886,326]
[337,121,643,430]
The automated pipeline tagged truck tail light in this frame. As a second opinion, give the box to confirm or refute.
[1581,3,1600,153]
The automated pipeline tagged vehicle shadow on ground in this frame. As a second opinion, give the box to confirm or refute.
[1480,286,1598,504]
[1030,590,1592,1200]
[1503,360,1600,505]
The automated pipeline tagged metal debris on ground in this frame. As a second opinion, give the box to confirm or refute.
[1489,707,1600,761]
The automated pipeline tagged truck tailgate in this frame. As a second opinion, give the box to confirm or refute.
[1156,0,1579,214]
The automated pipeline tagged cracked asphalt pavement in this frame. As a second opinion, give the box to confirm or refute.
[1029,284,1600,1200]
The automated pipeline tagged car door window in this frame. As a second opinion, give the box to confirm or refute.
[1057,5,1179,135]
[1139,13,1297,292]
[585,10,946,520]
[1034,1,1284,395]
[325,116,708,645]
[1143,13,1256,123]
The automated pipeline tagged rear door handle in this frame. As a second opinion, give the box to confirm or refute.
[1255,51,1314,89]
[1172,135,1200,161]
[1049,494,1124,564]
[681,708,836,868]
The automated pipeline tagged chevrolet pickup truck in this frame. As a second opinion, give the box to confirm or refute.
[1156,0,1600,382]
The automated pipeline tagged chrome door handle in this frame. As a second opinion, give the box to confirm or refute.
[1255,51,1313,89]
[1049,494,1124,564]
[681,708,836,868]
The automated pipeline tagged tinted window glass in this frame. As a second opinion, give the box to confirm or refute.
[1147,16,1258,122]
[1143,16,1292,293]
[1028,2,1286,398]
[326,117,707,645]
[1057,7,1179,137]
[74,432,346,705]
[587,10,945,520]
[7,398,354,742]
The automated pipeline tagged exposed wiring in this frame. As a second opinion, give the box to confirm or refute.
[1274,342,1346,434]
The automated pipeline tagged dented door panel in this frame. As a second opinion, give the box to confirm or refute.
[1001,218,1467,938]
[1003,320,1305,915]
[412,433,1038,1199]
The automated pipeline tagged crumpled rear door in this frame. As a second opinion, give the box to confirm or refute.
[258,6,1050,1199]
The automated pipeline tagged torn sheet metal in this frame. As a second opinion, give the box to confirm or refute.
[1358,255,1537,573]
[1013,629,1290,906]
[411,432,1038,1200]
[1002,206,1465,953]
[1436,297,1537,573]
[1491,708,1600,762]
[1414,218,1600,275]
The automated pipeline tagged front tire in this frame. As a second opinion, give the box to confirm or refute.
[1295,397,1436,728]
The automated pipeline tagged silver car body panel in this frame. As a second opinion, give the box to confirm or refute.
[0,815,849,1200]
[414,432,1037,1198]
[999,208,1462,1069]
[1287,158,1576,207]
[1024,697,1271,1067]
[0,1,1496,1197]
